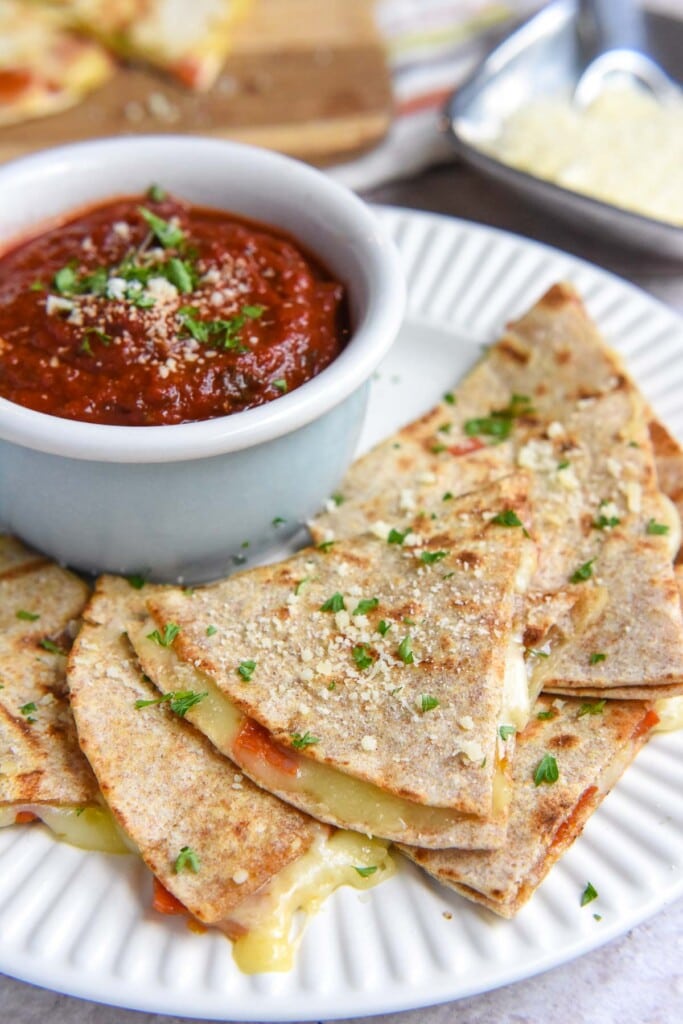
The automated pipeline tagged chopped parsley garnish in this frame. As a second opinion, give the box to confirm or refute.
[291,731,320,750]
[376,620,391,636]
[138,206,185,248]
[164,256,195,293]
[578,699,606,717]
[16,610,40,621]
[146,623,180,647]
[533,753,559,785]
[353,865,378,877]
[174,846,200,874]
[294,576,309,595]
[646,519,670,535]
[19,702,37,722]
[331,492,345,506]
[135,690,207,717]
[589,652,607,665]
[206,625,218,637]
[30,279,45,291]
[527,648,550,659]
[581,881,598,907]
[431,443,447,453]
[126,573,147,589]
[464,393,534,440]
[53,265,78,295]
[321,592,345,613]
[443,391,456,405]
[237,659,256,681]
[499,725,516,741]
[352,644,374,670]
[387,528,409,545]
[352,597,379,616]
[272,516,286,527]
[491,509,524,528]
[442,491,454,501]
[536,710,556,720]
[438,422,452,434]
[273,378,288,393]
[397,636,414,664]
[317,540,335,552]
[569,559,595,583]
[593,514,620,530]
[39,638,65,655]
[147,184,166,202]
[420,694,439,713]
[420,550,447,564]
[177,303,264,351]
[557,459,570,470]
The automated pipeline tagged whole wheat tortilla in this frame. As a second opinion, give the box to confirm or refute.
[145,474,534,845]
[314,283,683,699]
[400,693,655,917]
[0,537,98,811]
[66,574,328,931]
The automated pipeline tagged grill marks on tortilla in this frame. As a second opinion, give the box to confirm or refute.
[313,282,683,699]
[399,694,655,917]
[67,575,324,929]
[0,538,98,808]
[147,474,534,820]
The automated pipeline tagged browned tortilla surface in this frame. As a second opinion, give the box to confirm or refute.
[67,575,324,927]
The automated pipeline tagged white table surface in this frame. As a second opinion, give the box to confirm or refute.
[2,158,683,1024]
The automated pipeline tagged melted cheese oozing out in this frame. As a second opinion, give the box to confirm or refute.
[227,830,394,973]
[500,637,530,732]
[130,624,511,834]
[0,803,130,853]
[653,696,683,733]
[659,495,682,562]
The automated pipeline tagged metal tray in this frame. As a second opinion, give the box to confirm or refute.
[442,0,683,259]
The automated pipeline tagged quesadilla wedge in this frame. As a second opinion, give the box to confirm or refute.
[67,574,393,973]
[314,283,683,700]
[0,536,124,851]
[49,0,250,90]
[140,474,536,849]
[400,693,659,917]
[0,0,113,126]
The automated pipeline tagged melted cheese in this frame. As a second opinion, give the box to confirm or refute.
[659,495,682,562]
[130,623,511,836]
[0,803,130,853]
[653,696,683,733]
[500,637,530,731]
[226,830,394,973]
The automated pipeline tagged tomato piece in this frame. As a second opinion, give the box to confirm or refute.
[449,438,485,457]
[549,785,598,852]
[233,718,300,777]
[632,708,660,740]
[14,810,38,824]
[151,877,186,916]
[0,69,33,102]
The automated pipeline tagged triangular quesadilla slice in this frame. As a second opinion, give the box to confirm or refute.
[67,575,393,972]
[142,474,535,849]
[314,283,683,699]
[0,537,123,850]
[400,693,659,917]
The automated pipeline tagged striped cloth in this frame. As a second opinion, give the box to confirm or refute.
[330,0,683,190]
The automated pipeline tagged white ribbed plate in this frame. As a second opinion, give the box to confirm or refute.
[1,207,682,1020]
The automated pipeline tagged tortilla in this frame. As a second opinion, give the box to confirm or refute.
[0,536,124,848]
[314,283,683,699]
[650,416,683,563]
[142,473,536,848]
[67,574,392,969]
[0,0,113,126]
[400,693,657,917]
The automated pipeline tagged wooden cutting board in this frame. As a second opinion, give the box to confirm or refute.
[0,0,393,167]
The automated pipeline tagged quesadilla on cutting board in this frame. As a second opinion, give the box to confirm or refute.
[67,574,393,972]
[314,283,683,700]
[0,535,123,850]
[400,693,659,917]
[140,474,536,849]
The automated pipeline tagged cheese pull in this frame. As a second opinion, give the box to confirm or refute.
[0,802,130,853]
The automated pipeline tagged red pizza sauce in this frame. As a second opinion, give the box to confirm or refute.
[0,190,350,426]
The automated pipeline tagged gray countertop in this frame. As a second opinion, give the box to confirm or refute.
[2,161,682,1023]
